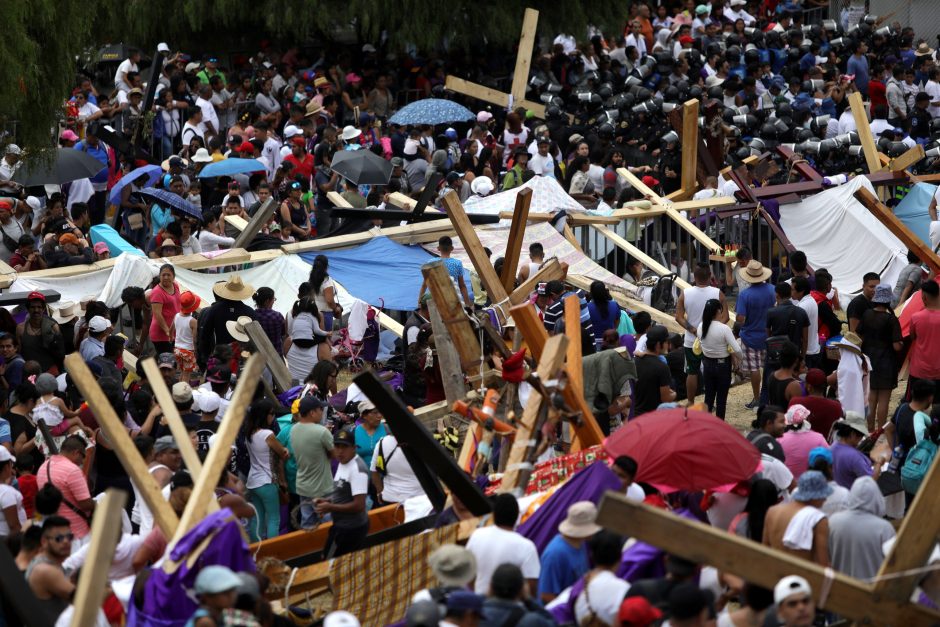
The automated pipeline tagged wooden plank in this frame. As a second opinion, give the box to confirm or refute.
[562,224,584,254]
[669,196,737,211]
[887,144,926,173]
[510,8,539,103]
[854,186,940,274]
[849,92,882,174]
[775,145,823,182]
[245,320,293,391]
[440,192,510,307]
[749,180,822,200]
[283,221,453,253]
[427,300,469,406]
[508,258,564,306]
[500,187,533,294]
[65,353,179,536]
[563,294,584,393]
[510,302,548,362]
[411,173,443,217]
[500,334,568,492]
[233,197,276,249]
[326,191,354,209]
[224,214,249,231]
[444,75,511,108]
[140,357,204,477]
[423,261,482,372]
[331,207,499,224]
[172,248,252,270]
[681,99,700,196]
[596,493,940,626]
[387,192,417,211]
[169,354,264,548]
[590,225,693,290]
[566,274,683,334]
[377,311,404,337]
[69,489,127,627]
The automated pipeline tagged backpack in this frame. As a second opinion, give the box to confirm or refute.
[765,334,791,367]
[900,438,938,494]
[650,273,678,312]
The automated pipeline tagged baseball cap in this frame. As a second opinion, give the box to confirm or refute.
[390,156,404,168]
[88,316,110,333]
[206,364,231,384]
[807,446,832,468]
[774,575,812,605]
[59,233,80,246]
[299,395,326,414]
[805,368,826,388]
[333,427,356,447]
[172,381,193,404]
[324,611,361,627]
[446,591,484,615]
[26,291,45,302]
[200,390,221,413]
[157,352,177,369]
[93,242,109,254]
[154,436,179,453]
[194,565,242,595]
[0,447,15,464]
[358,400,376,414]
[476,111,493,123]
[283,125,302,139]
[619,597,663,627]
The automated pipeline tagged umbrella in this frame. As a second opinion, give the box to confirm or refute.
[604,408,760,492]
[13,148,106,186]
[197,158,266,179]
[108,164,163,206]
[330,150,393,186]
[388,98,474,126]
[139,187,202,221]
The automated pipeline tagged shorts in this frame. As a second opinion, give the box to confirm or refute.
[174,347,197,373]
[685,347,703,375]
[742,346,766,373]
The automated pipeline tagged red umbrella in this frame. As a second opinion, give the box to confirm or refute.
[604,408,760,492]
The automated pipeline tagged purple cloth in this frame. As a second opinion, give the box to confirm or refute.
[616,508,699,581]
[133,508,257,626]
[831,442,873,489]
[517,462,622,553]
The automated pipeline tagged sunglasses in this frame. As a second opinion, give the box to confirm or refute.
[51,532,75,543]
[290,182,301,189]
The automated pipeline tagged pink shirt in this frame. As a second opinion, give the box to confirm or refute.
[149,283,181,342]
[779,430,829,480]
[911,309,940,380]
[37,455,91,538]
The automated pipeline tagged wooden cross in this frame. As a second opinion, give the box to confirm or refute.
[69,489,127,627]
[596,492,940,625]
[232,198,276,249]
[853,187,940,275]
[848,91,925,178]
[140,357,206,477]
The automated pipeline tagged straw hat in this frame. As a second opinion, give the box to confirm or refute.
[428,545,477,587]
[304,101,324,117]
[225,315,253,342]
[740,259,772,283]
[50,301,80,324]
[213,275,254,301]
[915,42,935,57]
[834,331,863,355]
[161,156,189,171]
[558,501,602,539]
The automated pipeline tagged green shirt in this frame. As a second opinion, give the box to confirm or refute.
[197,69,226,85]
[290,422,334,498]
[275,415,297,494]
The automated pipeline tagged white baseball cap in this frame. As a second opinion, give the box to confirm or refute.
[324,611,360,627]
[283,125,302,139]
[0,447,15,463]
[774,575,812,605]
[200,390,222,413]
[88,315,111,333]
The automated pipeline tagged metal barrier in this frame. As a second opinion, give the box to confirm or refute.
[801,5,830,25]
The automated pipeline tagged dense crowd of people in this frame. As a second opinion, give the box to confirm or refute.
[1,0,940,625]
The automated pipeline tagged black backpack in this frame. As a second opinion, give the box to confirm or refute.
[650,273,679,312]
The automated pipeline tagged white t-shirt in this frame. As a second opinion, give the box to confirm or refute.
[370,435,424,503]
[174,313,195,351]
[926,80,940,118]
[528,153,556,178]
[575,570,631,626]
[796,295,820,355]
[195,96,220,135]
[181,121,204,144]
[466,525,541,595]
[246,429,275,489]
[682,285,720,348]
[313,277,335,312]
[696,320,743,359]
[64,533,144,580]
[334,456,369,497]
[0,483,26,536]
[113,59,138,93]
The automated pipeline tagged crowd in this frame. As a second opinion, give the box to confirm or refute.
[0,0,939,625]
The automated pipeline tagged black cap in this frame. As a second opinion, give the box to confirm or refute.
[646,324,670,345]
[334,427,356,447]
[545,280,565,296]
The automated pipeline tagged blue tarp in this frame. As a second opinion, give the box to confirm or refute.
[894,182,937,248]
[299,236,473,311]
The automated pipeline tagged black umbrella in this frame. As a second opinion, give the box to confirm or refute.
[330,149,393,186]
[13,148,107,186]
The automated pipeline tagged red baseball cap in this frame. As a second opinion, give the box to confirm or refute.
[679,35,694,44]
[619,596,663,626]
[236,141,255,154]
[291,136,306,147]
[642,175,661,187]
[26,291,45,302]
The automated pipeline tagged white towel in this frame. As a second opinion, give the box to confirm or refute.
[782,506,826,551]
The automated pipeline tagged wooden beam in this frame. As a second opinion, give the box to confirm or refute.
[283,221,454,253]
[566,274,684,334]
[888,144,926,173]
[224,215,248,232]
[427,300,470,406]
[508,258,564,307]
[69,489,127,627]
[444,76,512,109]
[233,198,276,249]
[589,225,692,290]
[854,186,940,274]
[326,191,354,209]
[563,295,584,395]
[411,173,443,217]
[510,8,539,103]
[775,146,823,182]
[669,196,737,211]
[680,98,699,197]
[169,354,264,548]
[65,353,179,536]
[140,357,204,477]
[596,492,940,626]
[849,92,882,174]
[423,261,483,372]
[500,334,568,492]
[500,187,533,294]
[387,192,417,211]
[244,320,293,391]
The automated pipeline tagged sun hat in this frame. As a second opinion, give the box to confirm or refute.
[180,291,201,314]
[428,544,477,587]
[88,315,110,334]
[50,301,79,324]
[342,125,362,142]
[225,315,253,343]
[785,404,811,428]
[619,596,663,627]
[191,148,213,163]
[558,501,603,538]
[470,176,494,196]
[774,575,812,605]
[171,381,193,404]
[792,470,834,502]
[872,284,893,305]
[304,101,324,117]
[838,410,868,436]
[194,565,242,595]
[357,400,376,414]
[154,435,180,453]
[213,275,255,301]
[915,42,935,57]
[834,331,863,355]
[157,352,177,369]
[568,133,585,145]
[159,238,179,253]
[314,76,330,88]
[807,446,832,468]
[741,260,772,283]
[705,75,724,88]
[324,611,360,627]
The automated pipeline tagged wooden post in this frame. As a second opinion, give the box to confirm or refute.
[244,320,293,391]
[427,300,470,407]
[589,225,693,290]
[233,198,276,249]
[849,92,882,174]
[65,353,179,536]
[510,8,539,104]
[423,261,483,371]
[854,187,940,274]
[140,357,204,476]
[680,98,700,197]
[508,258,563,306]
[887,144,926,173]
[69,489,127,627]
[499,335,568,492]
[563,295,583,392]
[500,187,533,294]
[326,191,354,209]
[169,354,264,547]
[596,492,940,625]
[412,173,443,218]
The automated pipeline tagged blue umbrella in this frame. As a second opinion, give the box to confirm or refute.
[388,98,474,126]
[108,164,163,206]
[139,187,202,221]
[197,158,267,179]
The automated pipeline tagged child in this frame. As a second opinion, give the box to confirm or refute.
[15,453,37,519]
[187,180,203,207]
[186,565,241,627]
[174,291,201,386]
[32,373,87,438]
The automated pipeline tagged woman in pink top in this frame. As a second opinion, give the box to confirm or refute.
[148,263,182,355]
[779,404,829,479]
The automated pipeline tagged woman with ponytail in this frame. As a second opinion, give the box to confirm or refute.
[696,298,742,419]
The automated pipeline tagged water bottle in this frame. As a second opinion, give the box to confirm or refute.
[888,446,904,473]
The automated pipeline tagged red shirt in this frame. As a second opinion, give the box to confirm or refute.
[869,80,887,110]
[789,395,843,439]
[911,308,940,380]
[283,153,315,185]
[17,473,37,518]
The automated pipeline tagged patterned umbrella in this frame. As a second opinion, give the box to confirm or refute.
[140,187,202,221]
[388,98,474,126]
[197,158,266,179]
[108,164,163,206]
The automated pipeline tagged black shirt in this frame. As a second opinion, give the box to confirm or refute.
[766,303,809,346]
[846,294,872,325]
[634,354,673,416]
[194,419,219,454]
[894,403,917,461]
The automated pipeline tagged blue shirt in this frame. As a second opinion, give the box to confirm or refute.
[0,417,10,446]
[537,534,590,599]
[354,422,387,469]
[847,54,870,95]
[736,282,776,350]
[73,141,109,184]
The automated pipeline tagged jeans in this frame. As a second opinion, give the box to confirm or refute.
[703,356,732,419]
[299,496,331,529]
[247,483,280,542]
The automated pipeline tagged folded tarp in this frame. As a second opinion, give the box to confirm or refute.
[893,182,937,249]
[464,174,586,216]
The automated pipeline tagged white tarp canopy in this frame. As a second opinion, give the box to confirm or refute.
[464,175,585,216]
[778,176,907,296]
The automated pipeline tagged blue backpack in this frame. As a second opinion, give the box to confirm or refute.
[900,438,938,494]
